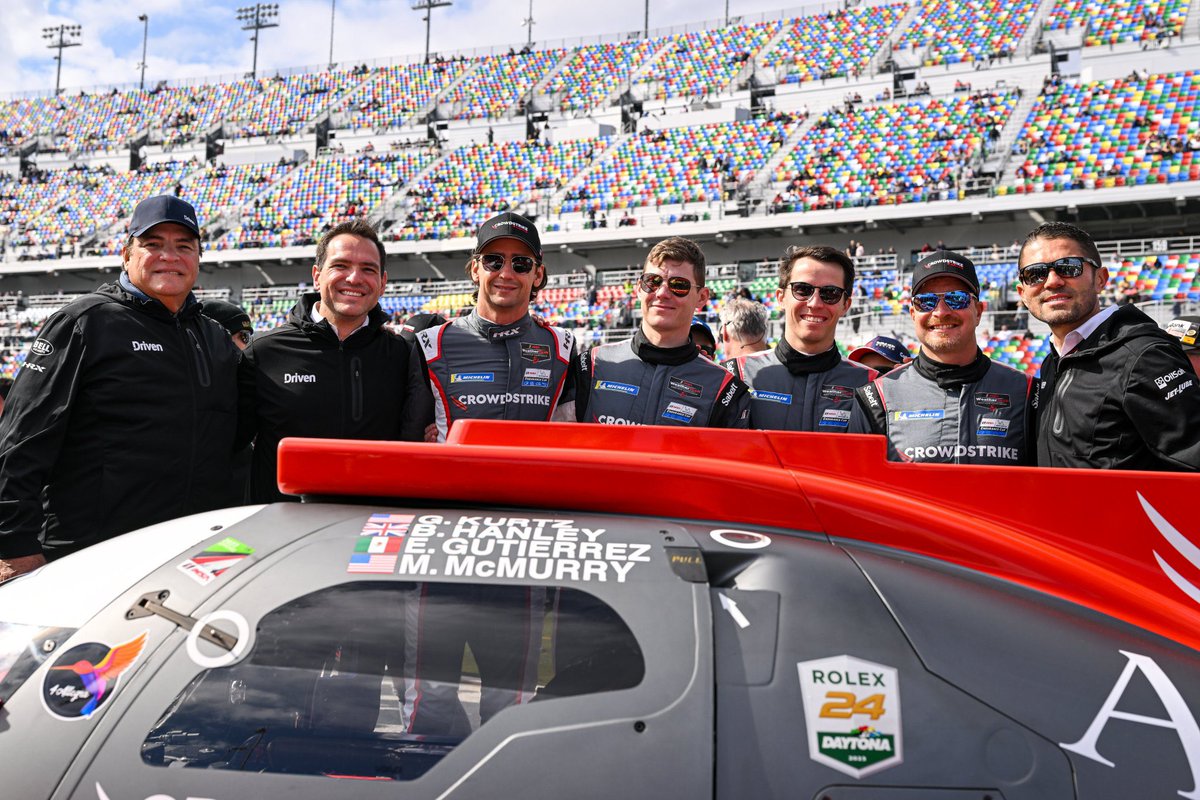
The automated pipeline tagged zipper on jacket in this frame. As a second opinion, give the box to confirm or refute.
[350,355,364,424]
[186,328,212,388]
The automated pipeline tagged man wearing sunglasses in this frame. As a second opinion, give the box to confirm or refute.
[419,211,576,440]
[851,250,1035,465]
[724,245,876,431]
[576,236,750,427]
[1018,222,1199,471]
[238,218,434,502]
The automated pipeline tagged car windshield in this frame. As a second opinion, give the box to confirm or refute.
[142,581,643,780]
[0,622,77,707]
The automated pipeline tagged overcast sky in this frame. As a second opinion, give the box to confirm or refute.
[1,0,820,96]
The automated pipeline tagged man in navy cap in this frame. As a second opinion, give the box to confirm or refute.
[847,335,912,375]
[0,195,241,580]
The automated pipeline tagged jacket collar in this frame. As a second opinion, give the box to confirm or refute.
[107,274,199,321]
[632,328,700,366]
[774,338,841,375]
[913,348,991,389]
[289,291,387,341]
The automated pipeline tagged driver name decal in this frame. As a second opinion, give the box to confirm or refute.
[798,655,903,779]
[385,514,652,583]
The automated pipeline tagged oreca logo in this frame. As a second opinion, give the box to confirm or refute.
[31,339,54,356]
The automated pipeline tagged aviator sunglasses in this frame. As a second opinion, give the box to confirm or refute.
[787,282,848,304]
[477,253,538,274]
[911,290,976,313]
[638,273,695,297]
[1018,256,1099,286]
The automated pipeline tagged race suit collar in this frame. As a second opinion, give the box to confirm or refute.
[914,348,991,389]
[467,311,531,343]
[775,338,841,375]
[632,328,700,366]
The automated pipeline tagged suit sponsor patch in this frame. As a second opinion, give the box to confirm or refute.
[662,401,698,423]
[596,380,639,396]
[669,377,702,398]
[30,338,54,356]
[821,385,854,402]
[451,372,495,383]
[977,417,1010,437]
[521,342,551,363]
[894,410,944,421]
[819,409,851,427]
[522,367,551,388]
[753,389,792,405]
[974,392,1011,410]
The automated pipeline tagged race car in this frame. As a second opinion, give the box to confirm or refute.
[1,422,1198,800]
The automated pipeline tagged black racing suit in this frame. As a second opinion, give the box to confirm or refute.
[724,340,877,431]
[1034,304,1200,470]
[418,311,577,441]
[238,293,433,503]
[851,349,1035,465]
[0,280,240,560]
[576,331,751,427]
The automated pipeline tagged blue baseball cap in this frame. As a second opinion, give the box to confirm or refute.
[128,195,201,239]
[848,335,911,364]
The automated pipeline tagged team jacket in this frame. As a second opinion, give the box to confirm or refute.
[419,311,576,441]
[576,331,751,427]
[851,349,1035,465]
[238,293,433,503]
[0,281,240,559]
[1033,304,1200,471]
[724,341,877,431]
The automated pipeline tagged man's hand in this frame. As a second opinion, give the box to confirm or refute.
[424,423,439,443]
[0,554,47,583]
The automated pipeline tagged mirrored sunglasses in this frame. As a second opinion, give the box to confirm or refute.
[638,273,694,297]
[911,290,976,313]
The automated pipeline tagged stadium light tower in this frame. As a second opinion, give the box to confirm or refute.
[644,0,649,38]
[42,24,82,96]
[137,14,149,91]
[236,4,280,79]
[523,0,534,46]
[412,0,451,65]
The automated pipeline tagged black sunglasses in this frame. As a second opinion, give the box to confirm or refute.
[477,253,537,274]
[1018,256,1099,286]
[638,273,694,297]
[788,282,847,304]
[911,290,975,312]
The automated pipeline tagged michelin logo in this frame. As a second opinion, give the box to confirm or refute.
[596,380,639,396]
[895,410,943,421]
[753,390,792,405]
[451,373,495,383]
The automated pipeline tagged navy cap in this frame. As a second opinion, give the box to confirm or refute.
[398,312,448,344]
[128,195,201,239]
[848,335,911,364]
[475,212,541,259]
[911,250,980,295]
[202,299,252,336]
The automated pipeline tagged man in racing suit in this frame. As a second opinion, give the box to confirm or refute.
[576,236,750,427]
[406,212,567,735]
[1017,222,1199,470]
[418,212,576,441]
[238,218,432,503]
[724,245,876,431]
[0,196,240,580]
[851,250,1035,465]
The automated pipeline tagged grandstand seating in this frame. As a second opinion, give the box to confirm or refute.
[338,61,470,129]
[398,138,610,241]
[1043,0,1190,46]
[896,0,1042,65]
[633,22,781,100]
[761,4,907,84]
[559,118,795,214]
[772,92,1017,209]
[547,39,660,112]
[1003,71,1200,194]
[440,50,564,120]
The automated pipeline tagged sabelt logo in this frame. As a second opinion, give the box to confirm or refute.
[719,381,738,407]
[863,385,880,409]
[30,338,54,356]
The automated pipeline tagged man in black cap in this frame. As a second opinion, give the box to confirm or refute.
[0,195,241,580]
[203,298,254,350]
[1018,222,1199,470]
[238,218,433,503]
[851,250,1035,465]
[417,211,577,440]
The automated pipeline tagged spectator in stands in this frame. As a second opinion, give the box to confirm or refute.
[577,237,750,427]
[238,219,433,503]
[203,299,254,351]
[847,335,911,375]
[851,251,1035,464]
[417,212,577,441]
[1018,222,1200,470]
[0,196,241,581]
[725,245,874,431]
[691,319,717,359]
[718,298,770,357]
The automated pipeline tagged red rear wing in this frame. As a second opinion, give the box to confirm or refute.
[277,422,1200,653]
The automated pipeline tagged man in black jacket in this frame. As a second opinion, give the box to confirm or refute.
[1018,222,1200,470]
[238,218,432,503]
[0,196,240,580]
